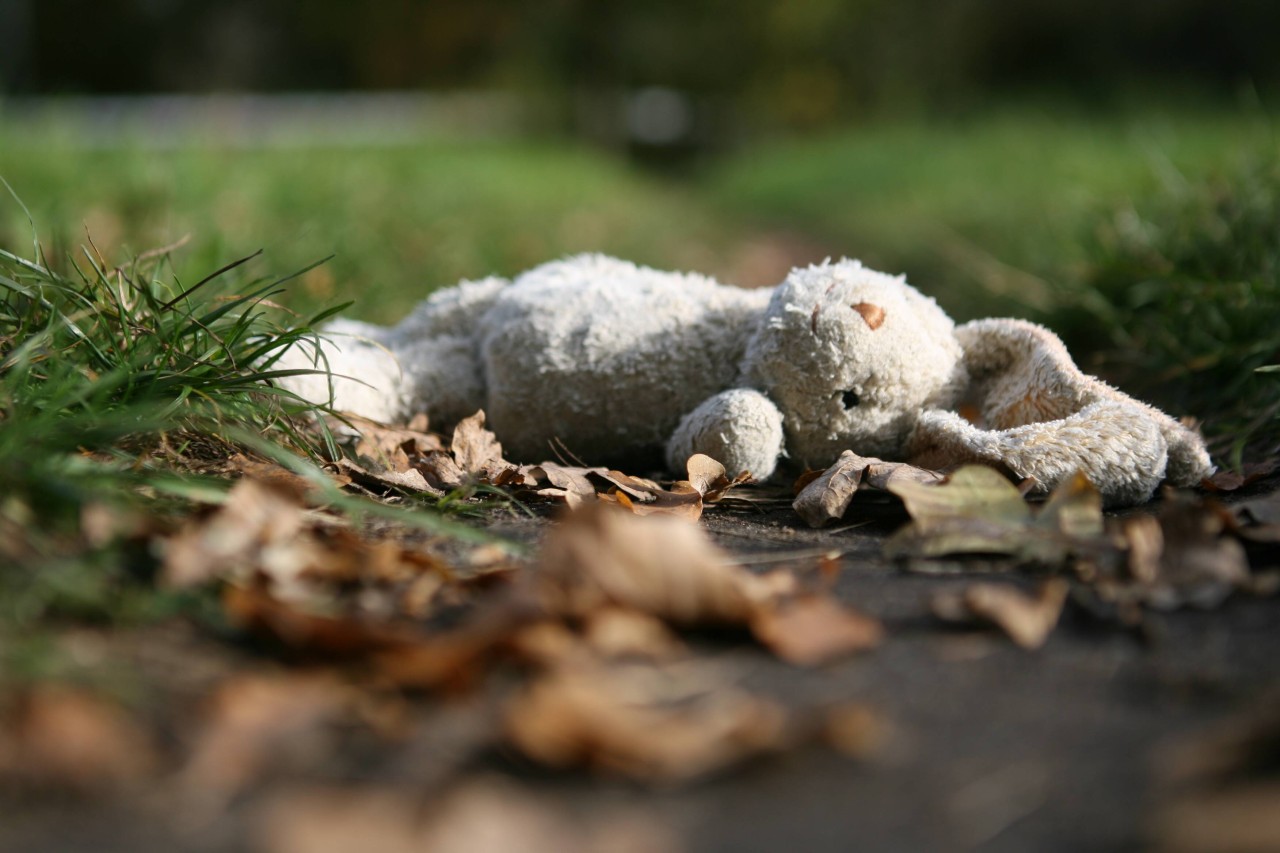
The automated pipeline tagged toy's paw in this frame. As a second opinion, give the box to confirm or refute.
[667,389,785,480]
[272,320,409,424]
[911,401,1170,506]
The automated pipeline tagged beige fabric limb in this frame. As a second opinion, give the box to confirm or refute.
[910,319,1213,505]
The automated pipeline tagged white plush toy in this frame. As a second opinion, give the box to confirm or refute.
[278,254,1212,506]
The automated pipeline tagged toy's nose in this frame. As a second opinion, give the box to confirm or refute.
[841,390,860,409]
[852,302,885,330]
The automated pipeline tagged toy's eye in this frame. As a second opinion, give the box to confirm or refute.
[841,390,860,409]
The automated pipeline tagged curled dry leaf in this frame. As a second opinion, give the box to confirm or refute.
[684,453,753,502]
[931,579,1069,650]
[451,410,510,477]
[536,504,757,625]
[336,457,441,497]
[793,450,946,528]
[503,663,789,783]
[749,595,884,666]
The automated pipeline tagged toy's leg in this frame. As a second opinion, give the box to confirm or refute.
[394,334,487,430]
[272,319,409,424]
[911,401,1169,506]
[667,389,785,479]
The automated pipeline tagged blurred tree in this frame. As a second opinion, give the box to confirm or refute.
[6,0,1280,130]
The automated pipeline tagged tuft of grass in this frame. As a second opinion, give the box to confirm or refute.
[0,193,353,624]
[1065,154,1280,464]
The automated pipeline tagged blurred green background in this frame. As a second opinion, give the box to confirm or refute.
[2,0,1278,455]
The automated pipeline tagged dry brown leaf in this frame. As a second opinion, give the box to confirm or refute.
[605,488,704,521]
[344,415,444,468]
[749,595,884,666]
[0,686,159,792]
[931,579,1069,650]
[1150,785,1280,853]
[584,608,686,661]
[451,410,507,475]
[1232,492,1280,543]
[822,703,892,760]
[1141,494,1251,610]
[336,457,442,496]
[180,673,353,811]
[163,478,308,588]
[536,504,756,625]
[684,453,753,502]
[1149,697,1280,853]
[256,779,682,853]
[1201,459,1279,493]
[223,584,519,690]
[793,450,945,527]
[415,449,468,491]
[503,663,788,782]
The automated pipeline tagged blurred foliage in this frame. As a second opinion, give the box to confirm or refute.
[708,109,1276,320]
[1066,153,1280,461]
[7,0,1280,131]
[0,139,741,324]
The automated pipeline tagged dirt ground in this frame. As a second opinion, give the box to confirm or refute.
[2,476,1278,853]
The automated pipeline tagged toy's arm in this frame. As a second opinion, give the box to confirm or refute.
[916,318,1214,505]
[666,389,786,480]
[910,401,1170,506]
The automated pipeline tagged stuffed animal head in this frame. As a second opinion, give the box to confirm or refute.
[744,260,964,466]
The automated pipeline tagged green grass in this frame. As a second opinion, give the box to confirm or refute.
[0,137,744,325]
[0,205,342,625]
[1068,154,1280,461]
[707,107,1277,321]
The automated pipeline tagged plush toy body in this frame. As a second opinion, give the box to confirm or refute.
[279,254,1212,505]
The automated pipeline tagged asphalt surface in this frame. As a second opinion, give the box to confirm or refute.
[3,480,1278,853]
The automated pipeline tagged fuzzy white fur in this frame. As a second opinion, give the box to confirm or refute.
[276,254,1213,506]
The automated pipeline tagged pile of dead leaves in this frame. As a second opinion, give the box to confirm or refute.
[3,409,1277,851]
[794,450,1279,648]
[332,409,749,521]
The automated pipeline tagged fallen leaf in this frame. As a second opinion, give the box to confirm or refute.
[256,779,682,853]
[1200,459,1279,493]
[451,410,508,476]
[605,487,704,521]
[749,595,884,666]
[536,504,757,625]
[415,449,469,491]
[336,457,442,497]
[163,478,308,588]
[503,663,788,782]
[1150,696,1280,853]
[887,466,1107,565]
[0,686,159,793]
[180,673,353,812]
[684,454,753,502]
[1149,786,1280,853]
[583,607,686,661]
[1142,493,1251,610]
[822,703,892,760]
[931,579,1069,650]
[793,450,945,527]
